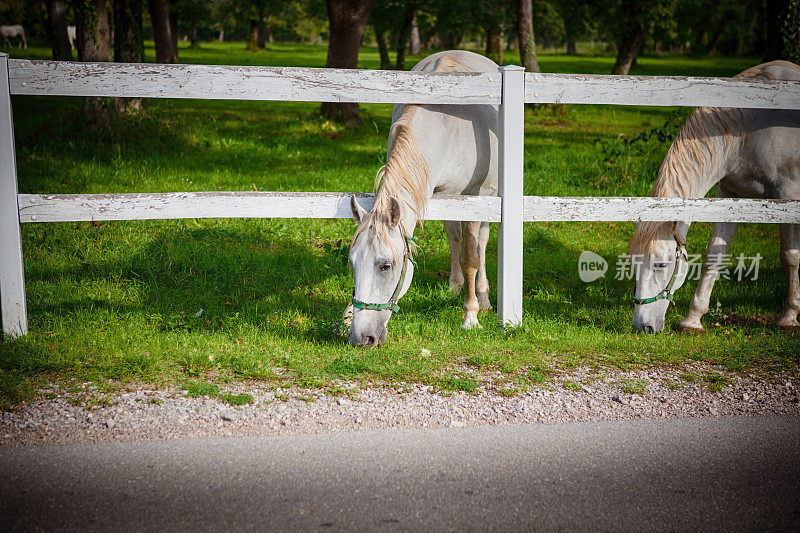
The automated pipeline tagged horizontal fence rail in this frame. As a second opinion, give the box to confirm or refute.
[523,196,800,223]
[17,193,800,225]
[10,60,800,110]
[8,60,500,104]
[525,73,800,109]
[16,192,502,223]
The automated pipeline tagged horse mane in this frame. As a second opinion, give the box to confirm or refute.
[353,55,478,253]
[352,104,430,258]
[627,61,800,254]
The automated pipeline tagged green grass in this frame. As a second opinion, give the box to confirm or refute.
[0,41,797,408]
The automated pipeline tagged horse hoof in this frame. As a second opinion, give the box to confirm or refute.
[461,316,482,330]
[676,325,704,334]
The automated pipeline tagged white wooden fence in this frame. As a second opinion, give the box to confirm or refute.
[2,52,800,337]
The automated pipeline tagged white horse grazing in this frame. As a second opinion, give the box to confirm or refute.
[1,25,26,49]
[629,60,800,333]
[347,50,499,347]
[67,25,76,51]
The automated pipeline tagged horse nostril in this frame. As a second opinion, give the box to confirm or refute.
[644,325,654,334]
[364,335,377,347]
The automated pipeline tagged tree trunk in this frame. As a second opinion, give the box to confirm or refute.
[565,36,577,55]
[46,0,72,61]
[320,0,374,125]
[611,0,647,74]
[148,0,177,63]
[375,26,391,69]
[257,22,268,48]
[785,0,800,63]
[516,0,539,71]
[113,0,144,114]
[169,8,179,57]
[395,0,417,70]
[706,12,736,55]
[409,13,420,55]
[218,28,224,42]
[611,26,644,74]
[75,0,114,125]
[486,25,502,65]
[247,20,259,50]
[764,0,785,61]
[190,20,198,47]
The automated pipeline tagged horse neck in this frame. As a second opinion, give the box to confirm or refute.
[375,108,431,235]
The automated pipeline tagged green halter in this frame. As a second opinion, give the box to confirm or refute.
[632,237,688,305]
[351,232,417,314]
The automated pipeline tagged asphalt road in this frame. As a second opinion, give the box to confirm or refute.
[2,415,799,531]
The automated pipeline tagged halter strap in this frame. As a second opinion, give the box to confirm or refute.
[351,232,417,314]
[632,236,687,305]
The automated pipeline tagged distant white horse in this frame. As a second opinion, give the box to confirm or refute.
[346,50,499,347]
[67,25,76,51]
[1,25,26,49]
[629,61,800,332]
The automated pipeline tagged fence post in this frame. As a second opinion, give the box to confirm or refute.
[0,53,28,338]
[497,65,525,327]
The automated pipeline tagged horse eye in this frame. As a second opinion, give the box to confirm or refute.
[380,262,392,271]
[654,262,669,269]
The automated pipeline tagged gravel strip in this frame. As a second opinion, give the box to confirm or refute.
[2,361,799,447]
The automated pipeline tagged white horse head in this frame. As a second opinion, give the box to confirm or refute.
[348,195,415,347]
[630,221,690,332]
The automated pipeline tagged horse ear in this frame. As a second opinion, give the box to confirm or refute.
[388,196,402,228]
[350,195,368,224]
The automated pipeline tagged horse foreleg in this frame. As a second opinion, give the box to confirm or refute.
[679,221,738,331]
[476,221,492,311]
[444,220,463,295]
[460,221,482,329]
[778,223,800,328]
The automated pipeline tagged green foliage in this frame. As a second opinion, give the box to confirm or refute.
[220,392,255,405]
[703,371,727,392]
[439,373,479,393]
[596,109,691,193]
[185,381,220,397]
[619,378,647,394]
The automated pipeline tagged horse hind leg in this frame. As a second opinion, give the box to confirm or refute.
[476,221,492,311]
[679,221,738,331]
[459,221,482,329]
[444,220,463,294]
[778,223,800,328]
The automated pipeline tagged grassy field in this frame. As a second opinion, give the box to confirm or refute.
[0,41,797,407]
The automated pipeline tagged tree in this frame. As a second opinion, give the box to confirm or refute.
[321,0,374,125]
[533,0,565,50]
[556,0,595,55]
[75,0,114,124]
[395,0,417,70]
[516,0,539,72]
[45,0,72,61]
[785,0,800,62]
[114,0,144,113]
[148,0,178,63]
[409,13,420,54]
[610,0,648,74]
